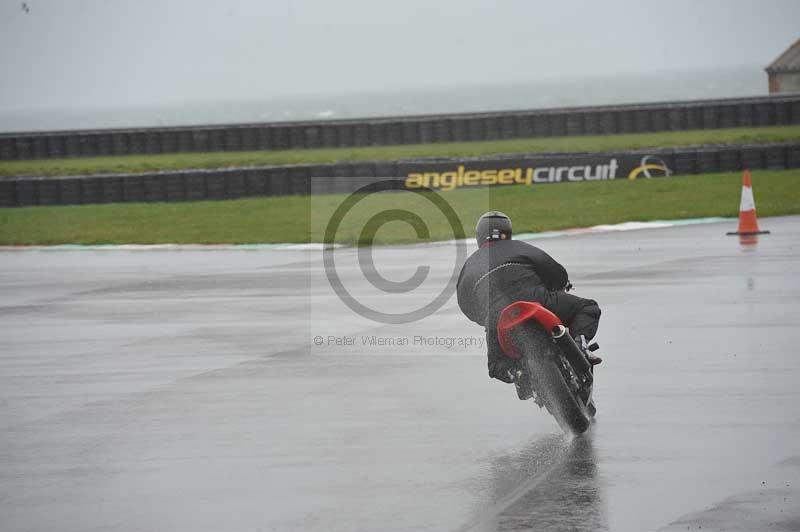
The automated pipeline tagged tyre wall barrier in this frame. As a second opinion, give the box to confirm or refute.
[1,95,799,160]
[1,142,798,207]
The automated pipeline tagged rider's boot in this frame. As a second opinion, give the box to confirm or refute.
[576,335,603,365]
[587,352,603,365]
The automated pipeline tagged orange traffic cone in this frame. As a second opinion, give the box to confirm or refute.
[726,169,770,237]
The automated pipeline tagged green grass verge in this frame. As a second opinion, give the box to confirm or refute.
[1,125,799,178]
[1,169,798,246]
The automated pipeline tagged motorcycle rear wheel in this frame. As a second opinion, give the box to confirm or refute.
[517,323,594,434]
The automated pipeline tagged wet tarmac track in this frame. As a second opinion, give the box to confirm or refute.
[1,216,799,531]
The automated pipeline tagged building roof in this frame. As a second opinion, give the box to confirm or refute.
[766,38,800,73]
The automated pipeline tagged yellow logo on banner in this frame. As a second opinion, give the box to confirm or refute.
[627,156,672,180]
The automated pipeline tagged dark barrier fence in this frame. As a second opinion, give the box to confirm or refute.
[1,95,800,161]
[1,142,798,207]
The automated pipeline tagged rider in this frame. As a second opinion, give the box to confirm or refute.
[456,211,602,385]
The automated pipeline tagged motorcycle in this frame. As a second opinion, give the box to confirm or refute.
[496,301,598,434]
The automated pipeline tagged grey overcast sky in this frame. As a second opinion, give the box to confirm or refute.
[0,0,798,110]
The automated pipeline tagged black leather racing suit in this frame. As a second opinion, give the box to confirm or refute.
[456,240,601,382]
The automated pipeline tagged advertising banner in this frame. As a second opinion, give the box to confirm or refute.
[401,153,672,192]
[2,143,798,207]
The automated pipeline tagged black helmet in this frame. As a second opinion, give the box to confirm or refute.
[475,211,512,246]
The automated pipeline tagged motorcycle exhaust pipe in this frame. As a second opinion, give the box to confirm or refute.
[551,325,593,380]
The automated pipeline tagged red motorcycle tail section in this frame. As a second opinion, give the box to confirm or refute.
[497,301,563,359]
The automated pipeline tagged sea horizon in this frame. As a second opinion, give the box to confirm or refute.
[0,65,771,133]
